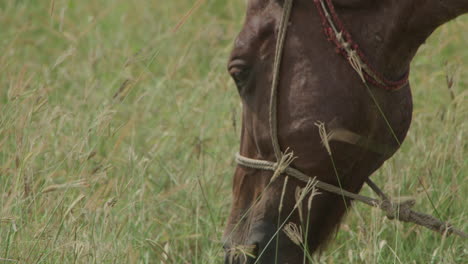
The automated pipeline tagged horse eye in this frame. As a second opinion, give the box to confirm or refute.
[228,59,250,89]
[230,68,249,87]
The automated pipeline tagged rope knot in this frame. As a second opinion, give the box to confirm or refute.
[271,148,296,182]
[381,199,415,221]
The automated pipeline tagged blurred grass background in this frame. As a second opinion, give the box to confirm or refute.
[0,0,466,263]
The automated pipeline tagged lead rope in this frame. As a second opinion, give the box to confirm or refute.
[235,0,467,239]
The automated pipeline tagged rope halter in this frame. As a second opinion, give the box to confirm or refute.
[234,0,467,239]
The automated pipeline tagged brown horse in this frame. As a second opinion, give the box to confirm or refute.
[223,0,468,263]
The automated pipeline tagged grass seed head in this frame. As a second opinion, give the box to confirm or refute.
[283,222,303,247]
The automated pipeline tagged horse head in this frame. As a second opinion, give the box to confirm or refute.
[223,1,467,263]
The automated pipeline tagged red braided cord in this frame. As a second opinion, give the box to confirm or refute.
[314,0,409,91]
[323,0,409,89]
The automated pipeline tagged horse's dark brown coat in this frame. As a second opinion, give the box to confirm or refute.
[224,1,467,263]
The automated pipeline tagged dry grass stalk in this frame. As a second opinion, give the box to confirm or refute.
[307,182,319,211]
[294,178,318,210]
[278,176,289,214]
[52,46,76,69]
[0,217,16,223]
[105,197,118,208]
[113,79,133,100]
[295,186,304,223]
[272,148,296,182]
[225,244,257,263]
[315,121,332,155]
[64,194,86,218]
[287,178,321,255]
[283,222,303,247]
[41,179,89,193]
[292,178,320,241]
[145,239,173,264]
[0,258,19,263]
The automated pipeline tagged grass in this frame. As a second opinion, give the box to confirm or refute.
[0,1,466,263]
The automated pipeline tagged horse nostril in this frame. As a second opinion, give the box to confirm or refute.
[223,242,230,251]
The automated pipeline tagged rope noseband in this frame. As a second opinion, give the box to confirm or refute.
[234,0,466,238]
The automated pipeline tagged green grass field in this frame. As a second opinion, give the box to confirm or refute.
[0,1,466,263]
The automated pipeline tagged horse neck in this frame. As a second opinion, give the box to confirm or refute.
[337,0,467,81]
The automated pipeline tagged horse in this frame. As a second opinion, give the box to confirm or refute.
[222,0,468,263]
